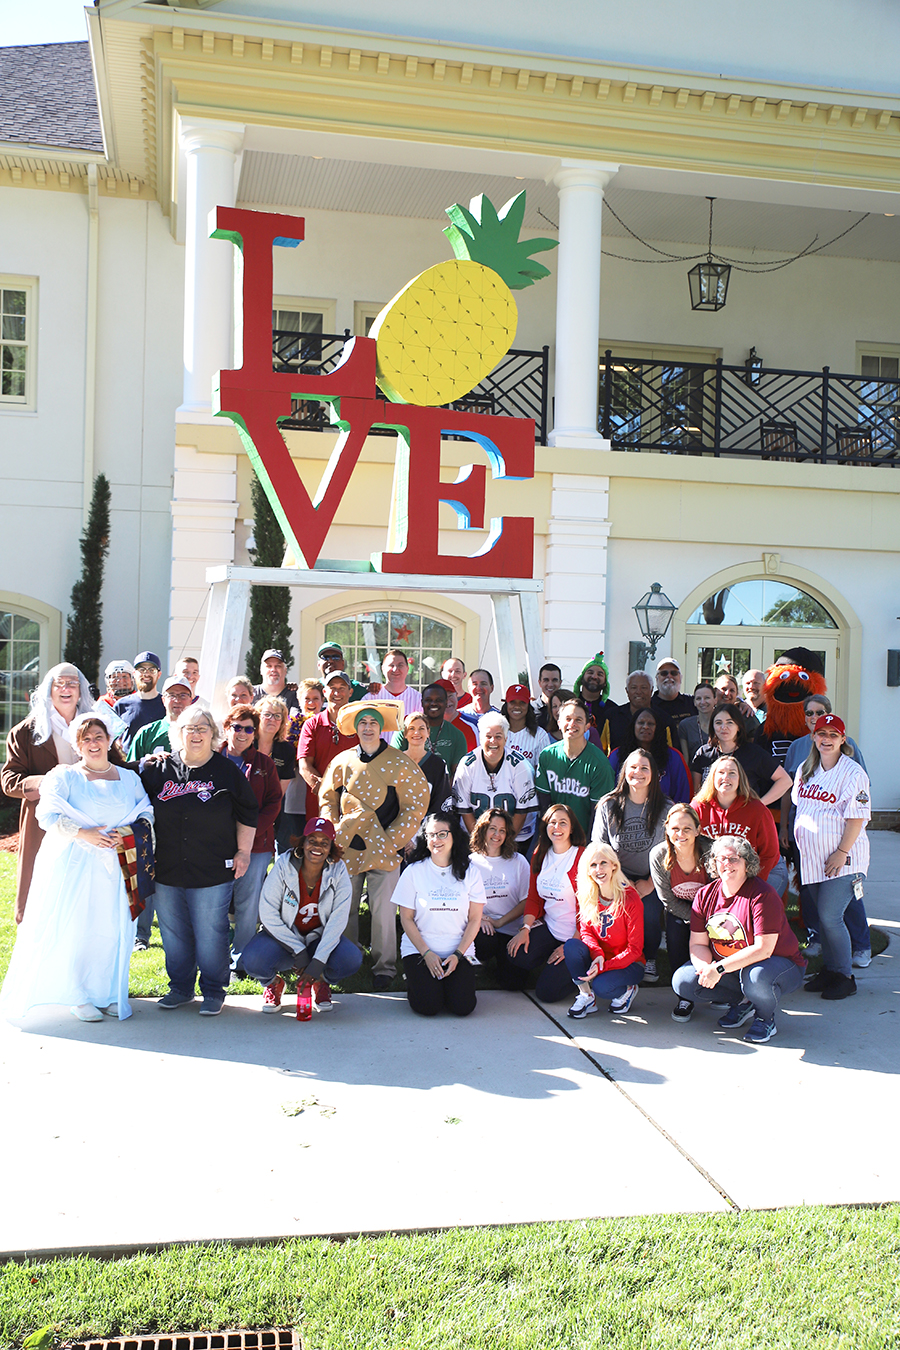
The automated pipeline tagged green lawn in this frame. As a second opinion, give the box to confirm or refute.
[1,1207,899,1349]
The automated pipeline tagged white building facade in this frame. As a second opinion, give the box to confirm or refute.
[1,2,899,809]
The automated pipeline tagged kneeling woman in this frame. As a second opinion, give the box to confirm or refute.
[671,836,806,1044]
[242,817,362,1013]
[507,804,587,1001]
[394,811,486,1016]
[469,807,531,989]
[564,844,645,1019]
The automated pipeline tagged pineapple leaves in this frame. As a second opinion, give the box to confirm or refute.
[443,191,558,290]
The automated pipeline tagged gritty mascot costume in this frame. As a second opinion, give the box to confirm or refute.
[318,701,429,985]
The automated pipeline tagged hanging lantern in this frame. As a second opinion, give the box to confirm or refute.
[688,198,731,311]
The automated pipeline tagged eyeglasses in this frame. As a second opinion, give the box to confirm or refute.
[260,711,281,721]
[53,679,80,690]
[231,724,255,734]
[425,830,451,841]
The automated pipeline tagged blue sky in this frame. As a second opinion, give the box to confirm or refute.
[1,0,91,47]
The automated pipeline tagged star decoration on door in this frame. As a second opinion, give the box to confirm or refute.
[394,622,413,643]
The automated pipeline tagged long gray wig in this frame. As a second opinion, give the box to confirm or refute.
[29,663,95,746]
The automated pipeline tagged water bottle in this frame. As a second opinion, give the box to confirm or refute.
[296,983,312,1021]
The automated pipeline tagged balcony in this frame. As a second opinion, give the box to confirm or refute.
[599,354,900,466]
[273,330,550,444]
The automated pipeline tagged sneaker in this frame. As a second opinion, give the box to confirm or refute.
[133,938,149,952]
[312,979,333,1011]
[852,950,872,969]
[641,959,658,985]
[671,998,694,1024]
[821,973,857,1001]
[157,990,194,1009]
[567,989,598,1020]
[717,1000,755,1029]
[804,969,837,993]
[743,1017,777,1044]
[198,998,225,1016]
[101,1005,120,1018]
[70,1004,103,1022]
[372,973,393,992]
[262,976,285,1013]
[802,939,822,958]
[609,985,639,1014]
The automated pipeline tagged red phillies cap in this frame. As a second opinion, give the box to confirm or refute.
[505,683,531,702]
[814,714,845,735]
[435,678,456,693]
[303,817,336,839]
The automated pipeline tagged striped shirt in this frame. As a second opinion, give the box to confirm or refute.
[792,756,871,885]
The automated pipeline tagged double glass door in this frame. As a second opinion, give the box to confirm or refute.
[685,628,841,707]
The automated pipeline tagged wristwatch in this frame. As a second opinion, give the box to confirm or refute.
[715,962,726,975]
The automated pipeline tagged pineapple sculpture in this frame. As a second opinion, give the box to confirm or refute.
[370,191,558,407]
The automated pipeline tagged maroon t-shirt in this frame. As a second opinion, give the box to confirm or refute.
[690,877,806,969]
[293,872,322,935]
[297,711,358,816]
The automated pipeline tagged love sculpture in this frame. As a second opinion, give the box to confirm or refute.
[211,196,557,578]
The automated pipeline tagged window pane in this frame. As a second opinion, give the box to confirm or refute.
[689,580,836,628]
[301,312,324,333]
[12,616,39,640]
[1,370,25,396]
[2,289,26,315]
[387,612,420,648]
[695,647,751,684]
[1,314,25,341]
[860,355,879,379]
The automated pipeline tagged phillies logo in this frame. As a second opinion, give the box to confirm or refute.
[158,779,215,803]
[597,912,616,939]
[798,784,838,804]
[297,902,319,924]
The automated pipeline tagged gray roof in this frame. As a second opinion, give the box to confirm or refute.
[0,43,103,152]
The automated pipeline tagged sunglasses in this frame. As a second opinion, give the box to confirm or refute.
[231,724,255,734]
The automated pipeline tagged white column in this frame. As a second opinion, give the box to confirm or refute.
[179,118,244,415]
[548,160,618,448]
[542,473,611,687]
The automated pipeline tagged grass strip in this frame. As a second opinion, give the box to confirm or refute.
[2,1207,899,1350]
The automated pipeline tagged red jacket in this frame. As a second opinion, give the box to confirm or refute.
[239,748,283,853]
[524,847,585,923]
[690,795,780,881]
[577,886,645,971]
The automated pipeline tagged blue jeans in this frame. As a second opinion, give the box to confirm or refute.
[672,955,804,1024]
[806,874,862,977]
[230,852,272,972]
[638,888,662,961]
[136,894,155,944]
[241,929,363,984]
[154,881,234,1002]
[801,879,870,956]
[563,939,645,1001]
[507,923,575,1002]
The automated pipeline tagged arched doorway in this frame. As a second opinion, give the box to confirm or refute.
[671,562,861,725]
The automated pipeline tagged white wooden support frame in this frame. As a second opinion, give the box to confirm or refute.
[199,565,544,712]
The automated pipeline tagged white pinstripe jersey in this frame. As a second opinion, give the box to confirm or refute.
[792,757,871,885]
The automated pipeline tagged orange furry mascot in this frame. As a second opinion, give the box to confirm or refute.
[762,646,827,745]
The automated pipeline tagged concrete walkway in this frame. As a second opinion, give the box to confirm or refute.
[2,834,898,1257]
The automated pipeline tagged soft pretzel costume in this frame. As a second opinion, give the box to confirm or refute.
[318,702,429,876]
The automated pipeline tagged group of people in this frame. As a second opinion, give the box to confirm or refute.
[0,641,873,1047]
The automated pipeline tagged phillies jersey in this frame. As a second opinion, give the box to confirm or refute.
[792,757,871,885]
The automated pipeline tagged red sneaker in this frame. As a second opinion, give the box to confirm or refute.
[312,979,333,1011]
[262,976,285,1013]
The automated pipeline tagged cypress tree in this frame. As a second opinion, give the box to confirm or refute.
[64,472,111,685]
[245,475,293,680]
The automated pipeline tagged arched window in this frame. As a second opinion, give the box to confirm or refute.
[688,581,837,629]
[0,610,41,747]
[323,609,454,691]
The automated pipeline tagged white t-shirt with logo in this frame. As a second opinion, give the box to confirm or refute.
[394,858,487,959]
[536,844,579,941]
[792,757,871,885]
[469,852,531,934]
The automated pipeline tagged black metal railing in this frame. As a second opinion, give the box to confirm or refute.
[273,331,550,443]
[599,352,900,466]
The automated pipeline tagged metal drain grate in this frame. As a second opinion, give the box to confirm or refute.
[66,1331,296,1350]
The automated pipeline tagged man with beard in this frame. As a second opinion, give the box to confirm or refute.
[573,654,616,731]
[252,649,300,713]
[651,659,695,731]
[112,651,165,751]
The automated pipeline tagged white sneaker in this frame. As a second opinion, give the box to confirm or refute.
[70,1004,103,1022]
[567,990,598,1019]
[641,959,658,984]
[609,985,639,1014]
[852,950,872,968]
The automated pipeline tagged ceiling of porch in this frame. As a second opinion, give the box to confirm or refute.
[236,150,900,262]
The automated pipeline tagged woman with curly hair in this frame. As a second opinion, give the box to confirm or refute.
[592,749,672,984]
[394,811,486,1016]
[563,843,645,1019]
[469,808,531,988]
